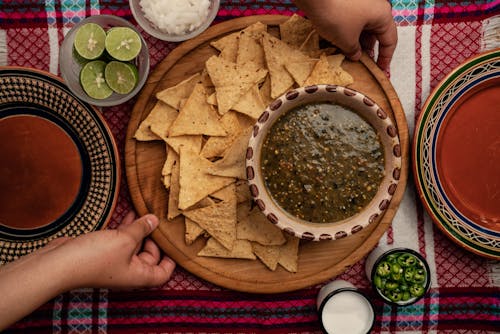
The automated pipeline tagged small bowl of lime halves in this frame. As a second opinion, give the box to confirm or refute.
[60,15,149,107]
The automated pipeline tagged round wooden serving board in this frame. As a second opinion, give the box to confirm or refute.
[125,15,409,294]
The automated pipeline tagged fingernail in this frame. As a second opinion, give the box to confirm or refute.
[146,218,157,231]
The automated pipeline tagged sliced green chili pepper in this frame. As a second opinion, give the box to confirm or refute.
[410,284,425,297]
[414,269,426,283]
[385,289,402,302]
[385,281,399,290]
[397,253,418,267]
[376,261,391,277]
[404,267,415,282]
[374,275,385,290]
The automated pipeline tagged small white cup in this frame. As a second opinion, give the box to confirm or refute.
[317,280,375,334]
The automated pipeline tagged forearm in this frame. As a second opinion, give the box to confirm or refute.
[0,248,73,330]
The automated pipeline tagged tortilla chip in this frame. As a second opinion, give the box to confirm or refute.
[237,207,286,246]
[149,103,179,141]
[235,180,252,204]
[200,111,241,159]
[278,234,300,273]
[232,84,266,119]
[185,217,205,245]
[210,182,236,203]
[198,238,256,260]
[259,74,273,106]
[156,73,202,110]
[183,196,237,250]
[299,29,320,55]
[167,153,181,220]
[205,55,268,115]
[261,32,311,98]
[206,92,217,106]
[134,101,175,141]
[211,32,240,62]
[207,127,252,179]
[168,83,227,137]
[237,27,266,68]
[163,174,171,189]
[279,14,316,49]
[178,146,234,210]
[327,54,346,69]
[166,135,203,155]
[252,243,280,271]
[304,53,354,86]
[285,59,317,87]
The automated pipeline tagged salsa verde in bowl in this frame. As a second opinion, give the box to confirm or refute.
[246,84,402,241]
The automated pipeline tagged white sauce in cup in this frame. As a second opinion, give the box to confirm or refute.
[317,280,374,334]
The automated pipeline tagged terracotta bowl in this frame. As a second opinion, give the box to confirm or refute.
[246,84,402,241]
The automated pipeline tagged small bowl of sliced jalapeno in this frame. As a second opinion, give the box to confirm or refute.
[365,247,430,306]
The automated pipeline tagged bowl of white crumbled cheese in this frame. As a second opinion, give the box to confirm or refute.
[129,0,220,42]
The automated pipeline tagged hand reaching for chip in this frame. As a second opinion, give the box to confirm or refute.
[294,0,397,71]
[0,212,176,331]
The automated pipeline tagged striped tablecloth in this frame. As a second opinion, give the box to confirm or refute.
[2,1,499,333]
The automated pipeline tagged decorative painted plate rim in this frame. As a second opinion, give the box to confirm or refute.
[0,66,120,264]
[413,49,500,259]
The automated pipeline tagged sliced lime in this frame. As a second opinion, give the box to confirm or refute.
[80,60,113,99]
[74,23,106,60]
[104,61,138,94]
[105,27,142,61]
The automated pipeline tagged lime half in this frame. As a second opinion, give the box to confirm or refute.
[105,27,142,61]
[104,61,138,94]
[74,23,106,60]
[80,60,113,99]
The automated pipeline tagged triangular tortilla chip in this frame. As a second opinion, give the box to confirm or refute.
[252,242,280,271]
[183,196,237,250]
[285,59,317,87]
[327,54,346,69]
[134,101,175,141]
[237,207,286,246]
[278,234,300,273]
[168,83,227,137]
[232,84,266,119]
[185,217,205,245]
[178,146,234,210]
[237,27,266,68]
[149,103,179,141]
[201,111,241,159]
[235,180,252,204]
[167,152,181,220]
[210,31,240,62]
[166,135,203,155]
[207,127,252,179]
[279,14,316,49]
[205,55,268,115]
[156,73,202,110]
[304,54,354,86]
[198,238,256,260]
[210,182,237,203]
[261,32,311,98]
[259,74,273,106]
[299,29,320,55]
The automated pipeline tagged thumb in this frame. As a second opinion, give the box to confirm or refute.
[344,44,362,62]
[122,214,159,244]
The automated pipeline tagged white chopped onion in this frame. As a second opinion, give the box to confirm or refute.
[139,0,211,35]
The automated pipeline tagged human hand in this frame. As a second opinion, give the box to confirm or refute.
[50,211,176,290]
[295,0,397,71]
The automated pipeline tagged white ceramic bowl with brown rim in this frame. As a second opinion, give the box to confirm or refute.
[246,84,402,241]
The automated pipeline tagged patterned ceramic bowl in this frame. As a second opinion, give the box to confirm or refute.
[246,84,402,241]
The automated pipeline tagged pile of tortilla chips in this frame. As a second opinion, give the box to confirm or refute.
[134,15,354,273]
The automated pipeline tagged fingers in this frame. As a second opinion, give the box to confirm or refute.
[138,239,161,265]
[141,256,176,287]
[122,214,159,244]
[376,26,398,71]
[118,211,136,229]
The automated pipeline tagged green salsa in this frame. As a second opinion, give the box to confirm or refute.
[261,102,384,223]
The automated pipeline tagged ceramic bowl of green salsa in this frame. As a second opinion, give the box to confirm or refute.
[246,84,402,241]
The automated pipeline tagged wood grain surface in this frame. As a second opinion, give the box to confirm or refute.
[125,15,409,294]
